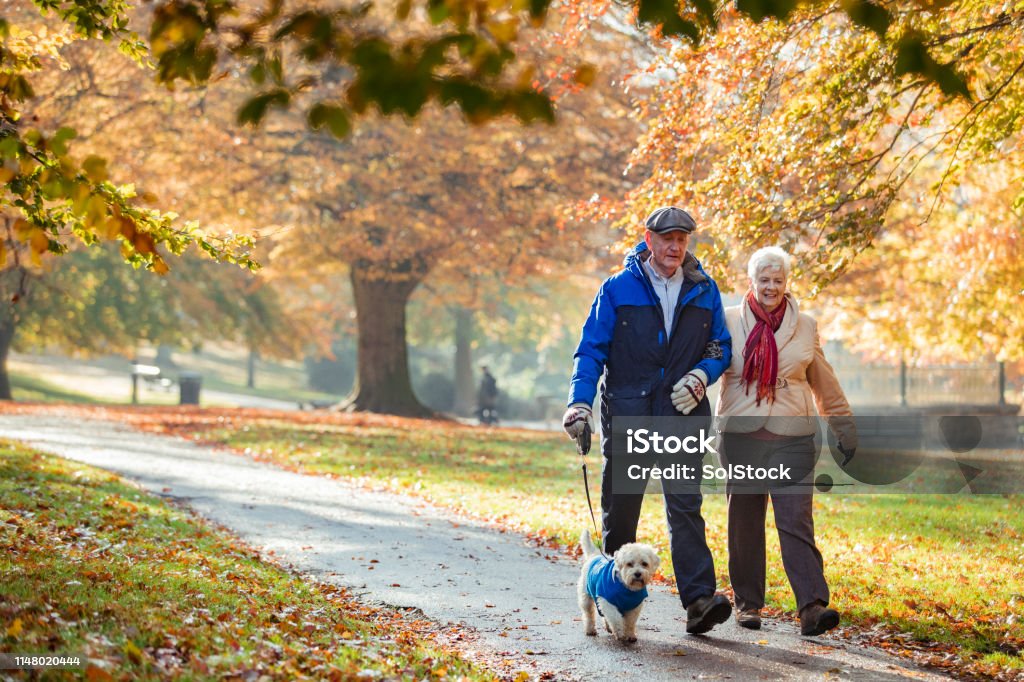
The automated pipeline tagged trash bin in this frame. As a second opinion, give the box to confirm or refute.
[179,371,202,405]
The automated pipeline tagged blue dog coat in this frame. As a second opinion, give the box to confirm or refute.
[585,555,648,613]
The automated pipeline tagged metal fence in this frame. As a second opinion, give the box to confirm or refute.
[832,361,1010,408]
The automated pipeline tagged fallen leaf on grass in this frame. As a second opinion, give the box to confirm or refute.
[6,618,22,637]
[122,640,143,664]
[85,665,113,681]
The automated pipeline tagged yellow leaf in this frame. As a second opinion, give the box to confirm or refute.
[7,618,23,637]
[573,64,597,87]
[13,218,32,241]
[30,228,50,255]
[84,196,107,229]
[122,640,143,664]
[151,256,169,275]
[513,672,530,682]
[82,155,109,183]
[487,18,518,44]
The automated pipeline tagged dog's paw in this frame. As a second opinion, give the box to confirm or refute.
[585,628,597,636]
[625,635,638,644]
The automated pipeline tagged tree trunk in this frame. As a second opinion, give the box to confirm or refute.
[340,261,433,417]
[247,345,258,389]
[155,344,177,369]
[452,307,475,416]
[0,317,13,400]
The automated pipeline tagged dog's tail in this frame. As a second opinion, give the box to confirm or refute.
[580,528,600,559]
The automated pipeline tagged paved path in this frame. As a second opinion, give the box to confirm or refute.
[0,413,950,681]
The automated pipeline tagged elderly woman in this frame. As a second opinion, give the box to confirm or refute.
[715,246,856,636]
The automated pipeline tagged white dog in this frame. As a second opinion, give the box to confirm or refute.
[577,530,660,643]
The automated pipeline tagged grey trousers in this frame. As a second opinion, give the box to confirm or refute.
[722,433,830,612]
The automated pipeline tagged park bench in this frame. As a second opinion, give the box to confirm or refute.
[132,363,174,390]
[131,363,201,405]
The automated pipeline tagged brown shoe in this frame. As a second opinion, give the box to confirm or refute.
[799,603,839,636]
[736,609,761,630]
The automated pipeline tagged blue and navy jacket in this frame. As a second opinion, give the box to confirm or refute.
[567,242,732,454]
[585,555,648,613]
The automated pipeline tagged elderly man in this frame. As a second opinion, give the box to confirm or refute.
[564,206,733,635]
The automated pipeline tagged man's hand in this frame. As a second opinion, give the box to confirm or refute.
[671,369,708,415]
[563,404,593,440]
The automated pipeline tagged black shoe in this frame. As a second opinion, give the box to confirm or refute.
[799,603,840,636]
[686,594,732,634]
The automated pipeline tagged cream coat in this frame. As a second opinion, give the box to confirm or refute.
[715,294,857,450]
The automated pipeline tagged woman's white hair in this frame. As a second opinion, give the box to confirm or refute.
[747,246,792,280]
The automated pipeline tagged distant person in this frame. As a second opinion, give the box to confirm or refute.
[563,206,735,635]
[715,246,857,635]
[477,366,499,425]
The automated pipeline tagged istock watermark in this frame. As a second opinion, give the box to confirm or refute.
[606,415,1024,495]
[626,427,718,455]
[625,428,792,482]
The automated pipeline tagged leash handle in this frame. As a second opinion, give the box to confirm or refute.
[574,421,592,457]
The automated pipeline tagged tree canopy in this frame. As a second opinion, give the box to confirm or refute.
[2,0,986,281]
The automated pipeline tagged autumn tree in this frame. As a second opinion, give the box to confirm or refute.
[583,2,1023,363]
[0,240,310,399]
[0,2,332,399]
[409,252,616,415]
[21,0,642,414]
[265,60,641,413]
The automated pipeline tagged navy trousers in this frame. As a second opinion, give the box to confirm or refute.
[600,454,717,608]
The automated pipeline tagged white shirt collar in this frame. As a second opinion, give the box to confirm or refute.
[643,256,684,285]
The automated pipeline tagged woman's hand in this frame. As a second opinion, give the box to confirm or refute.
[837,443,855,466]
[671,369,708,415]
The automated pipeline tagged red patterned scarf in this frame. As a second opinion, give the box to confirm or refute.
[742,290,788,405]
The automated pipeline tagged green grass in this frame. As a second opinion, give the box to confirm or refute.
[191,415,1024,675]
[197,374,339,404]
[9,373,110,404]
[0,440,496,681]
[9,345,342,407]
[149,344,342,404]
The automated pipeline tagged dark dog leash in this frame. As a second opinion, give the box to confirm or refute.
[575,422,611,617]
[574,423,602,540]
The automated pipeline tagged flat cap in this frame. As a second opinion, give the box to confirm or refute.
[644,206,696,234]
